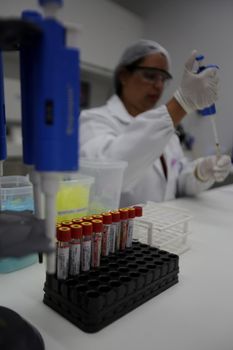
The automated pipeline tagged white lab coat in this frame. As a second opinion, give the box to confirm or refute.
[80,95,213,206]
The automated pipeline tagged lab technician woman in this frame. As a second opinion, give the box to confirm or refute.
[80,39,231,207]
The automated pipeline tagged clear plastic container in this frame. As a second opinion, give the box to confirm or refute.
[56,173,95,222]
[0,256,38,273]
[79,158,127,214]
[0,175,37,273]
[0,175,33,211]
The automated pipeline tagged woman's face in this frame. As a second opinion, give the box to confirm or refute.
[120,52,170,116]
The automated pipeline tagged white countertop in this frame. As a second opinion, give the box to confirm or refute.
[1,185,233,350]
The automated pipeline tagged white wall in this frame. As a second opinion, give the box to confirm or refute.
[0,0,143,71]
[143,0,233,158]
[81,70,113,108]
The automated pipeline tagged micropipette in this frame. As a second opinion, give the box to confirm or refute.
[20,0,80,274]
[0,51,6,211]
[0,52,6,173]
[195,55,221,159]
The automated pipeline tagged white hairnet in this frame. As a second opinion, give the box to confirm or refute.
[113,39,172,95]
[115,39,172,73]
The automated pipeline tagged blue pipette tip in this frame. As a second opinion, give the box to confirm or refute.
[207,64,219,69]
[195,55,205,61]
[38,0,63,7]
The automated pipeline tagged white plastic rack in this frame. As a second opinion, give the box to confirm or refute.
[133,201,193,255]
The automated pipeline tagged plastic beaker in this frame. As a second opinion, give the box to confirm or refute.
[79,158,127,214]
[0,175,37,273]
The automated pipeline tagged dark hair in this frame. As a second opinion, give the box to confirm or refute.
[114,58,144,97]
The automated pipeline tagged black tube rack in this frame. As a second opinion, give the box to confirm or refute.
[43,241,179,333]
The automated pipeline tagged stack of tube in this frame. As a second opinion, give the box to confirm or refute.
[56,206,143,280]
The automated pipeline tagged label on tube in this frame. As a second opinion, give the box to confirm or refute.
[126,219,134,248]
[102,224,111,256]
[82,240,91,271]
[92,233,102,268]
[57,246,69,279]
[69,242,81,275]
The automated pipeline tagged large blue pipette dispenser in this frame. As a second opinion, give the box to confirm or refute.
[196,55,217,116]
[0,51,6,163]
[20,9,80,172]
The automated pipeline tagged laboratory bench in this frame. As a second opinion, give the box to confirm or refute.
[1,185,233,350]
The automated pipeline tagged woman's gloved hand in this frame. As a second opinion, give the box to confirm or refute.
[195,155,232,182]
[174,50,219,114]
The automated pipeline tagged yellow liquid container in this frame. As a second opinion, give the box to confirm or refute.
[56,174,94,222]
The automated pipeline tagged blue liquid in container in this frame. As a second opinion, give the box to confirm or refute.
[0,176,38,273]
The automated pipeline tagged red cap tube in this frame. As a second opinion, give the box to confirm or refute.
[70,224,83,239]
[92,219,103,232]
[81,222,93,235]
[134,206,143,217]
[119,208,129,220]
[57,226,71,241]
[128,207,135,219]
[102,212,112,224]
[111,211,120,222]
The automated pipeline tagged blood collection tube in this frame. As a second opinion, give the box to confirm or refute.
[110,211,121,253]
[55,224,62,268]
[101,212,112,256]
[92,214,103,220]
[61,220,73,227]
[119,208,129,250]
[81,222,93,272]
[72,218,83,224]
[91,219,103,268]
[56,226,71,280]
[56,223,62,249]
[69,224,82,276]
[82,216,94,222]
[134,205,143,217]
[126,207,135,248]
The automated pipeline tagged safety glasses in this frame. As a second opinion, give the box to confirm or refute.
[129,66,172,85]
